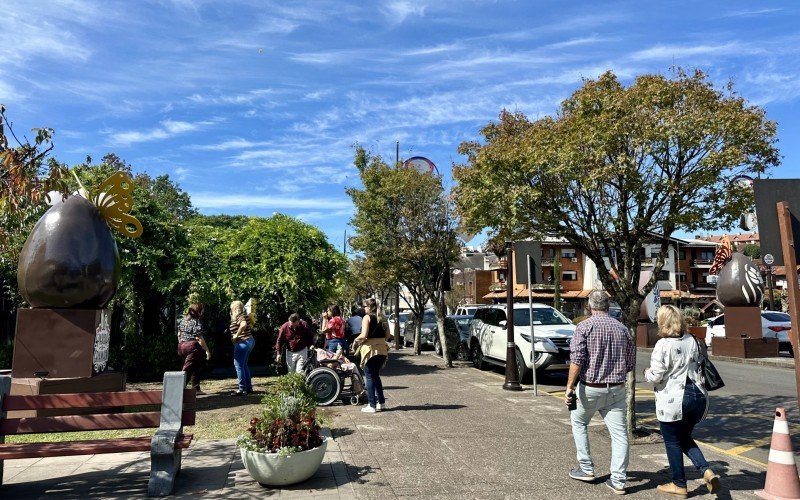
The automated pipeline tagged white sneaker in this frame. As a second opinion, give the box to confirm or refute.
[376,403,386,411]
[361,406,376,413]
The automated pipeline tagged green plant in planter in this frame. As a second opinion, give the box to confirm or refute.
[237,373,323,454]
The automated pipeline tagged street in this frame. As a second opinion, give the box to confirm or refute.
[471,349,799,468]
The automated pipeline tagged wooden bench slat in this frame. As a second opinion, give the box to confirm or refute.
[0,434,193,460]
[0,410,196,435]
[2,389,196,411]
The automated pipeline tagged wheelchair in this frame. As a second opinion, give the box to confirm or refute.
[304,347,366,406]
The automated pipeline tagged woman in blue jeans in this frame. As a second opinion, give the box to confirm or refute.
[229,301,255,395]
[353,298,389,413]
[645,305,720,497]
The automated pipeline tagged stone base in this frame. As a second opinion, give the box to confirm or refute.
[8,371,126,418]
[636,323,659,348]
[12,308,104,379]
[711,337,779,359]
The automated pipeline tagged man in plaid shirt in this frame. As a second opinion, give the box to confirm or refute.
[565,290,635,495]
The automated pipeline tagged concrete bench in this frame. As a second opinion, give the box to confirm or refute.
[0,371,195,496]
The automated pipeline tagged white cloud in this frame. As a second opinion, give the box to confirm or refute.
[109,119,216,146]
[188,138,271,151]
[382,1,427,24]
[723,8,781,18]
[296,208,354,222]
[629,42,762,61]
[190,193,353,210]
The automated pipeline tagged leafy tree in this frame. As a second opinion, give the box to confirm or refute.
[742,243,760,259]
[454,69,779,431]
[348,147,460,365]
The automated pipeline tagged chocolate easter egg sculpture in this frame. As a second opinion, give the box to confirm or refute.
[716,253,764,307]
[16,171,142,308]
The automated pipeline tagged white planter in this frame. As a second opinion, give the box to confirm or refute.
[240,437,329,486]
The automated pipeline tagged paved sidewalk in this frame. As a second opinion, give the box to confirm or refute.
[2,351,771,498]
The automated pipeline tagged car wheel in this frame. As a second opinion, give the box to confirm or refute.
[457,342,470,361]
[790,345,795,358]
[471,343,487,370]
[516,349,531,384]
[434,338,442,356]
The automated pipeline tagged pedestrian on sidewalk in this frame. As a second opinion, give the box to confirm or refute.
[644,305,720,497]
[353,298,390,413]
[177,302,211,395]
[322,304,347,353]
[565,290,635,495]
[229,300,255,395]
[275,313,314,373]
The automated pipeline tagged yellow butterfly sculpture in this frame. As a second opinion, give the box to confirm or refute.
[93,171,143,238]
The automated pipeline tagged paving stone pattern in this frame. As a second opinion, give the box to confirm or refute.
[2,351,769,498]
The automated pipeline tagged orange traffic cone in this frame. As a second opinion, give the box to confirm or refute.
[757,407,800,500]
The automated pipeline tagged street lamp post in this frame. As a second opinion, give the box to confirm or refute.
[503,241,522,391]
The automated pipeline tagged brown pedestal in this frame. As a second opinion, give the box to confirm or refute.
[723,306,763,339]
[12,308,105,378]
[711,337,779,358]
[688,326,707,346]
[636,323,659,348]
[8,371,126,418]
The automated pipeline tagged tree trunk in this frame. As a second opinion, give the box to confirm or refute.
[433,293,452,367]
[413,314,422,355]
[626,325,637,438]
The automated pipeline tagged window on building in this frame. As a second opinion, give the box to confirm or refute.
[562,271,578,281]
[679,249,686,260]
[699,250,715,260]
[548,247,555,258]
[657,271,670,281]
[562,248,576,258]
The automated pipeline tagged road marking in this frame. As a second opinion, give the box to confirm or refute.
[694,439,767,469]
[727,437,773,456]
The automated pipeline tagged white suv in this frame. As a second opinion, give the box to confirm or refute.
[469,303,575,382]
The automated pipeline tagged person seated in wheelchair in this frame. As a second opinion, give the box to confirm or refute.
[313,345,357,373]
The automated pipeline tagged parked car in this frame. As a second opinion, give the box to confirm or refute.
[404,309,460,354]
[455,304,483,317]
[447,314,473,360]
[705,311,793,355]
[469,303,575,383]
[387,311,411,342]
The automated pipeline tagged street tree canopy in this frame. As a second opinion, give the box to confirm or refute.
[347,147,460,364]
[454,69,779,327]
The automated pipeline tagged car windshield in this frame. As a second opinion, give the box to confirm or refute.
[512,307,570,326]
[466,307,477,316]
[456,318,470,328]
[399,313,410,322]
[423,312,436,323]
[762,312,790,322]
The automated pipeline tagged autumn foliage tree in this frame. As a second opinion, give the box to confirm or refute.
[454,69,779,430]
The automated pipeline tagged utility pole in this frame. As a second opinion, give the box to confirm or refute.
[503,241,522,391]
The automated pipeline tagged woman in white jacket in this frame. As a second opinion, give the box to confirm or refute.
[644,305,720,497]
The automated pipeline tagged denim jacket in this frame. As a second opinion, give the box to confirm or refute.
[644,333,708,422]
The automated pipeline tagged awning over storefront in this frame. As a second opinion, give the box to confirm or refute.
[482,289,592,300]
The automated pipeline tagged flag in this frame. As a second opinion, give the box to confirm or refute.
[709,236,732,275]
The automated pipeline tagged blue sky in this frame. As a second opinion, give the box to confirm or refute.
[3,1,800,249]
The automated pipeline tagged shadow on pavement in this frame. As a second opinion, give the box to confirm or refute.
[389,404,467,411]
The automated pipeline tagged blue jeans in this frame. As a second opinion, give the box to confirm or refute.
[658,379,709,488]
[327,338,348,353]
[233,337,255,392]
[363,355,386,408]
[570,383,629,488]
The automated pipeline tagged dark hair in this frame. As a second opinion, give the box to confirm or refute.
[186,303,204,319]
[289,313,300,323]
[328,304,341,317]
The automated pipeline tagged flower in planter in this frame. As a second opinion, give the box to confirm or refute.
[237,373,323,454]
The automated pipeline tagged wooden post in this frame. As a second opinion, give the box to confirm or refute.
[776,201,800,416]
